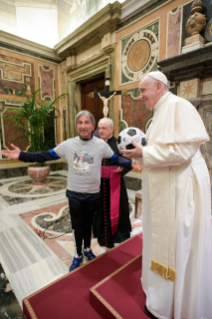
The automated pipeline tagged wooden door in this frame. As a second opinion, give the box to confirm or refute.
[81,77,105,127]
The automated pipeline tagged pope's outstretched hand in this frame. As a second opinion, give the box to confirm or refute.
[121,140,143,159]
[1,144,21,159]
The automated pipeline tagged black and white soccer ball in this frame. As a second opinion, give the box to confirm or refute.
[117,127,146,151]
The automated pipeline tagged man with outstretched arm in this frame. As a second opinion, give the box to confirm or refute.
[1,110,140,272]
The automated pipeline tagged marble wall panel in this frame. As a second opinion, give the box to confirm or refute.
[167,7,182,58]
[1,107,29,151]
[0,100,24,158]
[0,53,34,96]
[38,65,55,101]
[120,94,152,133]
[179,79,200,99]
[202,79,212,96]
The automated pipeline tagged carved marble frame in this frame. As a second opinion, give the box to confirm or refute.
[66,50,116,138]
[119,18,160,86]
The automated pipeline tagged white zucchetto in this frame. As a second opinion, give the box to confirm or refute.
[146,71,168,86]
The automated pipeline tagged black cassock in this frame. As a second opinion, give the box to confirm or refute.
[94,136,132,248]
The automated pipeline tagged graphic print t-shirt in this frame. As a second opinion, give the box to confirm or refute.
[54,136,113,193]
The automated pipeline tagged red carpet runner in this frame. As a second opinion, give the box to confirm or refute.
[23,233,149,319]
[90,254,147,319]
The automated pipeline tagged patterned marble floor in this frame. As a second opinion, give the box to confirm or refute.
[0,170,142,318]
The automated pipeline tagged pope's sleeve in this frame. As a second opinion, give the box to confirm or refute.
[143,94,209,168]
[143,142,200,168]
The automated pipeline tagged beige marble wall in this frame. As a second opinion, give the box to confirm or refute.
[114,0,191,135]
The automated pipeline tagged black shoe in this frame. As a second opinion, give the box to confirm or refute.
[144,305,158,319]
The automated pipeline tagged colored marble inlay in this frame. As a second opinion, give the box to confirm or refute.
[167,7,181,58]
[1,107,29,151]
[35,206,72,233]
[179,79,199,99]
[121,95,152,132]
[0,54,34,96]
[121,22,159,84]
[0,176,67,206]
[8,177,67,195]
[39,65,55,101]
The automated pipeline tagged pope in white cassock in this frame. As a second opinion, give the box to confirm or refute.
[121,71,212,319]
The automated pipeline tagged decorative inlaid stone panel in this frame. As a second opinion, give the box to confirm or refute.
[167,7,182,58]
[0,54,34,96]
[120,94,152,132]
[120,21,159,85]
[202,80,212,96]
[38,65,55,101]
[1,106,29,151]
[179,79,200,99]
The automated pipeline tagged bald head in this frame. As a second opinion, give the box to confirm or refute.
[98,118,114,141]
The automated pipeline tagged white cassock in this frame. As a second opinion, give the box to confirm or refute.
[141,91,212,319]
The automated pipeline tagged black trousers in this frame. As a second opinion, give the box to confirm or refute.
[69,199,99,256]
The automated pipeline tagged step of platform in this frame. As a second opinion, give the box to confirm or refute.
[23,233,143,319]
[90,254,149,319]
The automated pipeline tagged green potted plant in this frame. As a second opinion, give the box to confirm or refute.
[3,89,67,183]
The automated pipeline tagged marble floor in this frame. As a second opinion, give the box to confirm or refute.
[0,170,142,319]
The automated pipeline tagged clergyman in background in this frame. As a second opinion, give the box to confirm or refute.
[94,118,132,248]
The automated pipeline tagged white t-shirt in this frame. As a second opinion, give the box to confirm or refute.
[54,136,113,193]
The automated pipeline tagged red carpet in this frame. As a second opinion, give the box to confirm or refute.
[90,254,149,319]
[23,233,145,319]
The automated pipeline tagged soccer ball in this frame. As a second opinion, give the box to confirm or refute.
[117,127,146,151]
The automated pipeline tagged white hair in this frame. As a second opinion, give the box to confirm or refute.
[75,110,95,125]
[98,118,114,128]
